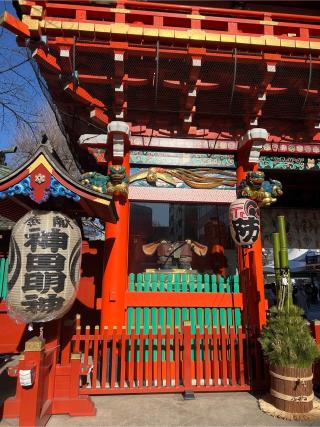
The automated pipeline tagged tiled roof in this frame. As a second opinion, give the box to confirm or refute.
[0,165,12,179]
[0,165,15,230]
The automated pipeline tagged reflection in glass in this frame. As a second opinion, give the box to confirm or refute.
[129,202,236,275]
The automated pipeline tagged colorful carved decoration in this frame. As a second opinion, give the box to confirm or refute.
[129,167,236,189]
[0,175,80,204]
[229,199,260,247]
[236,171,283,207]
[80,165,129,197]
[142,240,208,270]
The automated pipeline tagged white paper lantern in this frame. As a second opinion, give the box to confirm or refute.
[7,210,82,323]
[229,198,260,247]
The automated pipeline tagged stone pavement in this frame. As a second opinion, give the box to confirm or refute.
[1,361,320,427]
[1,377,320,427]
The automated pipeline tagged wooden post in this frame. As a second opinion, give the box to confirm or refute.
[183,321,192,391]
[237,145,266,332]
[19,336,50,427]
[101,124,130,329]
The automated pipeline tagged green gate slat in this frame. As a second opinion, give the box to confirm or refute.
[189,274,196,332]
[151,273,158,360]
[174,274,181,331]
[226,277,233,330]
[219,276,226,329]
[196,274,204,332]
[204,274,211,332]
[0,258,8,300]
[167,273,173,331]
[166,274,173,361]
[181,274,188,324]
[233,275,241,332]
[159,274,165,360]
[143,273,151,359]
[211,275,219,328]
[196,274,204,359]
[0,258,5,300]
[128,273,135,291]
[3,259,7,299]
[135,274,143,360]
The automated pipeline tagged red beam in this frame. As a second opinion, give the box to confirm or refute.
[64,82,105,108]
[124,292,243,308]
[48,39,320,65]
[0,11,30,38]
[123,0,320,24]
[90,107,109,126]
[32,48,61,73]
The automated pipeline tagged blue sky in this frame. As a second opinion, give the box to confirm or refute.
[0,0,46,149]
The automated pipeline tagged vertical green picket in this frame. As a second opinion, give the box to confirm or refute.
[189,274,196,361]
[204,274,211,332]
[167,273,173,332]
[135,274,143,361]
[233,275,241,332]
[174,274,181,331]
[143,273,151,359]
[196,274,204,360]
[181,274,188,324]
[151,273,158,360]
[226,277,233,330]
[211,275,219,329]
[0,258,5,300]
[3,258,8,300]
[166,274,173,360]
[196,274,204,332]
[219,276,226,329]
[189,274,196,331]
[159,274,165,360]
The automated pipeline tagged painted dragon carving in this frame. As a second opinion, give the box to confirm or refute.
[80,165,129,196]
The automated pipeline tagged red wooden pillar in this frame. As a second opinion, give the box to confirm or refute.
[236,130,267,333]
[101,122,130,329]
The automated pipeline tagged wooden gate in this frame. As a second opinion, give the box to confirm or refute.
[64,272,250,394]
[68,317,249,394]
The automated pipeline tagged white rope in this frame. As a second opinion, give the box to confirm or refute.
[270,389,314,403]
[269,370,313,382]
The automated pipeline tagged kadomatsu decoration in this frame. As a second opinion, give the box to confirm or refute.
[7,210,82,323]
[229,198,260,247]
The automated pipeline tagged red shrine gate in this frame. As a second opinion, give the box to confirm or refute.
[2,0,320,424]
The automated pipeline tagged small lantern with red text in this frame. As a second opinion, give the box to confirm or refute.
[229,198,260,247]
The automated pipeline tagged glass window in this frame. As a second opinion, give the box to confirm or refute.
[129,202,236,275]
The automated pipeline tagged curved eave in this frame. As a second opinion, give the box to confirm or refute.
[0,144,118,223]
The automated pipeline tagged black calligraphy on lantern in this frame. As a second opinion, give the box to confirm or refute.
[24,227,69,253]
[53,215,73,229]
[232,217,260,244]
[23,272,66,294]
[21,293,65,314]
[26,253,66,272]
[24,214,41,227]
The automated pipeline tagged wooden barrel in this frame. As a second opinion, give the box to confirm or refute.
[269,365,313,413]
